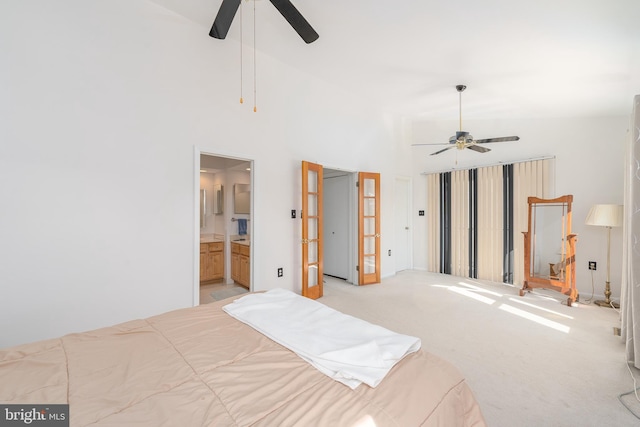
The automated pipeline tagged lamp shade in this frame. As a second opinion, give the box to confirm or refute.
[585,204,623,227]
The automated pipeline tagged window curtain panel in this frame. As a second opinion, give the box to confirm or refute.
[451,170,469,276]
[426,173,440,272]
[512,159,553,287]
[622,94,640,369]
[426,159,552,282]
[477,166,504,282]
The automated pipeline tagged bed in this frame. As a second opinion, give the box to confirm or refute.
[0,291,486,426]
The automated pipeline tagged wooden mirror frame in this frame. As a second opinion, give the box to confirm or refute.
[520,195,578,306]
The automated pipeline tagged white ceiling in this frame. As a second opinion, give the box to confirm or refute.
[151,0,640,121]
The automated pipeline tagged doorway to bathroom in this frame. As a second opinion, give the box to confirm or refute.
[196,151,253,305]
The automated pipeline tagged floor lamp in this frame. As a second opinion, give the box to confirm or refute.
[585,204,623,308]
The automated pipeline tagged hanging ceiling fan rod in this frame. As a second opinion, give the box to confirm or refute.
[410,83,519,156]
[456,84,466,132]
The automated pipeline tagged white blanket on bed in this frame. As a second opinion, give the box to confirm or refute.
[222,288,421,389]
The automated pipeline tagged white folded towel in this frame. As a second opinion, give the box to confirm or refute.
[223,288,421,389]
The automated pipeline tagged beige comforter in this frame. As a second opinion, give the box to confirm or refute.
[0,298,486,426]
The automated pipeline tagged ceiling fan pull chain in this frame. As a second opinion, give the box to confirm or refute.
[239,1,243,104]
[210,0,318,109]
[253,0,257,112]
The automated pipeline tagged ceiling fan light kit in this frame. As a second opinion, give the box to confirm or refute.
[412,84,520,156]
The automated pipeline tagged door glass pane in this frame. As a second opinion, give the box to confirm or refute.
[364,236,375,254]
[307,194,317,216]
[364,178,375,197]
[308,170,317,192]
[364,255,376,273]
[358,172,380,285]
[308,266,318,286]
[364,218,375,235]
[364,198,375,216]
[307,219,318,239]
[302,161,323,298]
[308,241,318,263]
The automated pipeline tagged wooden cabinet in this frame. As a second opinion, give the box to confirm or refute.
[231,242,250,288]
[200,242,224,282]
[231,252,241,282]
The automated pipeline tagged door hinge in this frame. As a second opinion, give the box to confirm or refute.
[356,265,359,271]
[356,181,359,187]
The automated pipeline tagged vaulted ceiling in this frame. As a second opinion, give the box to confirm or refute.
[150,0,640,121]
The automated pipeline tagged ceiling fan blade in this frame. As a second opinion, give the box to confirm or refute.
[269,0,319,44]
[430,146,455,156]
[467,145,491,153]
[209,0,242,39]
[474,136,520,144]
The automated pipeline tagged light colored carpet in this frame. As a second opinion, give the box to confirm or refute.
[319,270,640,427]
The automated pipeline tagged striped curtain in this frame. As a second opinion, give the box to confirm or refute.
[477,166,503,282]
[451,170,469,276]
[512,159,553,286]
[426,174,440,272]
[622,94,640,368]
[426,158,553,283]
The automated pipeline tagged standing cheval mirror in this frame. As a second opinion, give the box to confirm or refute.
[520,195,578,306]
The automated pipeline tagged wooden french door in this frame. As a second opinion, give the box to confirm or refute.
[302,161,323,299]
[358,172,381,285]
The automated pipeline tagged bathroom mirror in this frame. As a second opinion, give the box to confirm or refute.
[213,184,224,215]
[200,189,206,228]
[234,183,250,214]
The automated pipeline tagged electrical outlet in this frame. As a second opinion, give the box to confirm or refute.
[588,261,597,271]
[277,268,283,277]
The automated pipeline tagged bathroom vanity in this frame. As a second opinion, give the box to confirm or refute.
[231,241,250,288]
[200,236,224,283]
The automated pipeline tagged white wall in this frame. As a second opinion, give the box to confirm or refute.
[0,1,406,347]
[410,115,628,302]
[4,1,624,348]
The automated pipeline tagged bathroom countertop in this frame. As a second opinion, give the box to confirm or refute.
[231,239,250,246]
[200,235,224,243]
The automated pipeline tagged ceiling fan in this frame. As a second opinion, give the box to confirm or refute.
[210,0,319,44]
[413,85,520,156]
